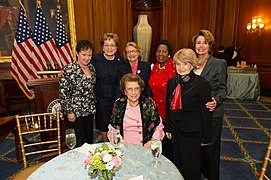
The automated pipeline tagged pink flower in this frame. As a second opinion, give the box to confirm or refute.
[84,153,93,165]
[111,156,122,167]
[100,150,108,158]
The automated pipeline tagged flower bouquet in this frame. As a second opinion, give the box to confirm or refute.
[84,143,123,180]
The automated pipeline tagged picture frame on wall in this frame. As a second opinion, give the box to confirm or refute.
[0,0,76,63]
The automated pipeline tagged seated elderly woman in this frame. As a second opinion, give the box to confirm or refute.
[108,73,164,148]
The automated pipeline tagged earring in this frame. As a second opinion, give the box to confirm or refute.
[168,55,170,57]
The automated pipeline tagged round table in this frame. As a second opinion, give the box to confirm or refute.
[28,142,183,180]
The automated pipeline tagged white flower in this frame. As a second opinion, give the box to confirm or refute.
[106,162,115,170]
[103,153,112,163]
[115,149,122,156]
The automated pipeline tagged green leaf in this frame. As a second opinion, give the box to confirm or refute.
[102,143,110,150]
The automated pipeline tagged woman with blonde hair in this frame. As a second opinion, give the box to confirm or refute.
[166,48,212,180]
[117,42,152,97]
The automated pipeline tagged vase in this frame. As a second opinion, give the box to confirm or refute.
[97,170,113,180]
[133,14,152,61]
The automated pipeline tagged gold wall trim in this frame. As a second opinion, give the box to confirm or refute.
[67,0,77,58]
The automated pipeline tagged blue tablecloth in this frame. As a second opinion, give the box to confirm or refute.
[28,143,183,180]
[227,72,260,100]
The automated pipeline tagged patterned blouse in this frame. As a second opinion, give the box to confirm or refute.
[59,60,96,117]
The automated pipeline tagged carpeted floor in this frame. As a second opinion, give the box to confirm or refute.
[221,98,271,179]
[1,98,271,179]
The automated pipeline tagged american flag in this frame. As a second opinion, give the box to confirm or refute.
[11,6,38,100]
[33,4,62,71]
[55,9,73,66]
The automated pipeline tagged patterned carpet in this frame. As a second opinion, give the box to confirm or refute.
[221,98,271,179]
[0,98,271,179]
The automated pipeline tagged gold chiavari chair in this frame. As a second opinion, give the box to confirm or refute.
[13,111,61,179]
[259,138,271,180]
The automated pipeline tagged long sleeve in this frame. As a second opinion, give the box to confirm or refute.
[144,63,153,98]
[165,78,175,133]
[59,62,96,117]
[152,117,165,140]
[107,124,124,143]
[199,79,213,143]
[213,58,227,106]
[59,66,73,115]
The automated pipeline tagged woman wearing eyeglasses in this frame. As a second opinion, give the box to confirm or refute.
[117,42,152,98]
[91,33,125,142]
[108,73,164,147]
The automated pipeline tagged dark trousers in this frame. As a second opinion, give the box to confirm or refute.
[162,122,174,162]
[162,136,174,161]
[172,130,201,180]
[201,116,223,180]
[65,114,94,147]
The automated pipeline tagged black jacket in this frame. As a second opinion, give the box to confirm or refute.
[166,71,212,143]
[117,60,152,97]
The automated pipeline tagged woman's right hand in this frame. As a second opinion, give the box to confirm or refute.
[68,113,76,122]
[166,132,172,139]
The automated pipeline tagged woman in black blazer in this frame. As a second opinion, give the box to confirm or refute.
[91,33,125,141]
[166,48,212,180]
[117,42,152,98]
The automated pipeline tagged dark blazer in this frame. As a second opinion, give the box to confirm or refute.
[166,71,212,143]
[200,55,227,118]
[91,53,124,99]
[117,60,153,97]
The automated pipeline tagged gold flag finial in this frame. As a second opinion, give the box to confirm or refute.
[18,0,28,19]
[57,0,61,10]
[36,0,42,10]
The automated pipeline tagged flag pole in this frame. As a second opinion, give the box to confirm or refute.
[57,0,61,11]
[18,0,27,19]
[36,0,42,10]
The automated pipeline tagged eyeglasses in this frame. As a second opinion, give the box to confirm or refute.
[125,87,141,94]
[126,50,138,54]
[103,44,116,48]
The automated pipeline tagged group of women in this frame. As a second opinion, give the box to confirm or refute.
[59,29,227,180]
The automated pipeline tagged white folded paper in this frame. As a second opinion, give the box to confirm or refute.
[76,143,98,154]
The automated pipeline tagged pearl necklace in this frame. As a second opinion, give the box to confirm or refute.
[103,53,115,60]
[158,64,165,70]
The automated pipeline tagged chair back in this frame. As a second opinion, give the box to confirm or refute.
[259,138,271,180]
[16,111,61,168]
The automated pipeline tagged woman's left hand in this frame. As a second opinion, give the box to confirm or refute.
[144,140,152,149]
[206,97,217,111]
